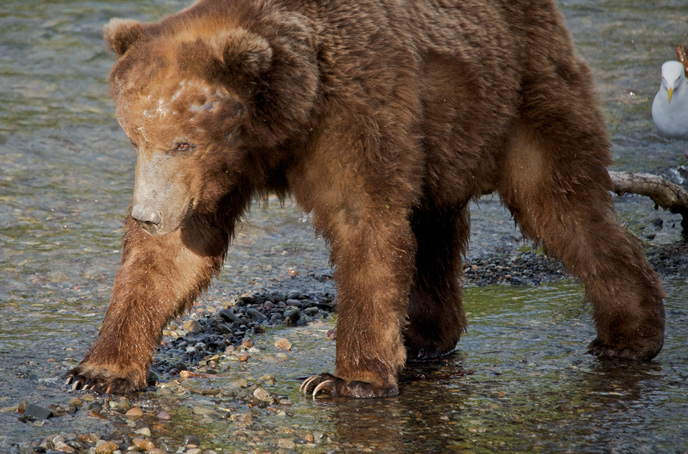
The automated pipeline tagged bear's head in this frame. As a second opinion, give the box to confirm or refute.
[104,6,319,235]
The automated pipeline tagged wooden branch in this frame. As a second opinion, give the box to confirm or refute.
[609,170,688,232]
[675,44,688,76]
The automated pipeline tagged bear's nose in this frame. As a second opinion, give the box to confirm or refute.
[132,204,162,232]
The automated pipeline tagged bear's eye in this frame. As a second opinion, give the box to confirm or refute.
[170,142,195,155]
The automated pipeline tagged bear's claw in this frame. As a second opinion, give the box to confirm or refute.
[64,366,143,395]
[299,373,398,398]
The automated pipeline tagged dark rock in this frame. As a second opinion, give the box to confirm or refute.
[183,434,201,447]
[218,323,233,334]
[246,308,267,321]
[304,306,319,316]
[286,299,302,308]
[172,361,188,371]
[287,290,300,300]
[22,404,52,421]
[284,309,300,325]
[237,296,255,305]
[219,308,242,324]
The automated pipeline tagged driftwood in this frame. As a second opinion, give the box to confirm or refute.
[675,44,688,75]
[609,170,688,232]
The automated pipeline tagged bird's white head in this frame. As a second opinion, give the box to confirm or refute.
[660,60,686,103]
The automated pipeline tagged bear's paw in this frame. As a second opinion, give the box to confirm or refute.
[587,336,663,362]
[300,373,398,399]
[65,363,149,394]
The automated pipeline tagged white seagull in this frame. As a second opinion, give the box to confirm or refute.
[652,60,688,142]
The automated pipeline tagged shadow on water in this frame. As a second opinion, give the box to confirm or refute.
[0,0,687,452]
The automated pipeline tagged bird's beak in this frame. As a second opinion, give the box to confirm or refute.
[668,87,674,104]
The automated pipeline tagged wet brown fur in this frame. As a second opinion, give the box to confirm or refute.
[66,0,665,395]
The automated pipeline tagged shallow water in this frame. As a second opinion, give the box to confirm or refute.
[1,0,687,452]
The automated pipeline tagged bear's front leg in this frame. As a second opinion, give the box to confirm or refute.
[300,203,417,398]
[65,216,228,394]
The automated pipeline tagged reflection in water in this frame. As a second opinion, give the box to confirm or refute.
[277,283,688,454]
[333,361,470,453]
[308,360,472,454]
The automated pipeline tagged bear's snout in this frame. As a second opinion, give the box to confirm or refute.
[132,204,162,234]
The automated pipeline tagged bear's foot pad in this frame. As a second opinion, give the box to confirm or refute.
[299,373,398,399]
[65,365,144,395]
[587,338,662,362]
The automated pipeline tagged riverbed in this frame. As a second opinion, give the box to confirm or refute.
[1,0,687,452]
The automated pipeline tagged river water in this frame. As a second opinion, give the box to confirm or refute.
[0,0,687,452]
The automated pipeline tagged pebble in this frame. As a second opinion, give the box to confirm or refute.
[283,308,300,324]
[157,410,171,420]
[23,403,52,420]
[116,398,132,412]
[183,319,203,333]
[132,437,155,450]
[54,441,76,453]
[274,338,292,351]
[134,427,151,437]
[192,406,214,416]
[183,435,201,447]
[246,308,267,321]
[278,439,296,450]
[218,308,242,324]
[304,306,319,316]
[125,407,143,418]
[94,440,119,454]
[253,387,272,403]
[231,378,248,389]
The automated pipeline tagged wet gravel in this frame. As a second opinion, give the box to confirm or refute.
[4,236,685,454]
[148,240,687,393]
[4,240,686,453]
[151,287,337,384]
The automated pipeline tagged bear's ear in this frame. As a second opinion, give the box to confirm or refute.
[218,29,273,77]
[104,18,146,56]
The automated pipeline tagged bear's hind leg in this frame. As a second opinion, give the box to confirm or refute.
[404,204,469,362]
[498,116,665,361]
[65,216,228,393]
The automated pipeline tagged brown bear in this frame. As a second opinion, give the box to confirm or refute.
[66,0,665,397]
